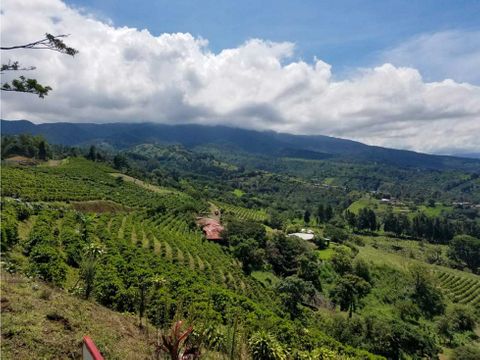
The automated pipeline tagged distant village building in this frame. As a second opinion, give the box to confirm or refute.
[453,201,472,206]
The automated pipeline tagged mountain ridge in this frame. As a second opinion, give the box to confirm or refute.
[2,119,479,171]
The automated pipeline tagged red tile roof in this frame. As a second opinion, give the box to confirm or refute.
[198,218,224,240]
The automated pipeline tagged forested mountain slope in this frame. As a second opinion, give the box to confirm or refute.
[3,119,480,172]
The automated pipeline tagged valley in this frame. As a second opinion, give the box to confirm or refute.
[1,130,480,359]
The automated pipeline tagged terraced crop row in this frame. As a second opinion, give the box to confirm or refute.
[13,207,252,299]
[1,161,274,335]
[436,270,480,308]
[215,202,268,222]
[104,211,251,296]
[1,158,200,211]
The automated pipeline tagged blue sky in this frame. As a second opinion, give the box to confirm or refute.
[65,0,480,80]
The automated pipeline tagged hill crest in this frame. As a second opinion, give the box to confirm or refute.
[2,119,480,171]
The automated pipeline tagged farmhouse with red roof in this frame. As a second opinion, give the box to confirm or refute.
[197,218,224,242]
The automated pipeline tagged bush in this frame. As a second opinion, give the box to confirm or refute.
[0,206,19,251]
[353,259,371,283]
[330,247,353,276]
[396,300,421,322]
[324,225,349,244]
[364,316,439,359]
[249,331,286,360]
[438,304,477,343]
[349,236,365,247]
[311,347,354,360]
[409,265,445,318]
[314,236,328,250]
[29,244,67,286]
[277,276,315,318]
[449,235,480,273]
[39,288,53,301]
[452,345,480,360]
[266,232,308,276]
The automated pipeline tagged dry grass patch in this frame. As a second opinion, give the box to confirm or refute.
[1,273,154,359]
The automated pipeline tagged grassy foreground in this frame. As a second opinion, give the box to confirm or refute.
[1,273,153,359]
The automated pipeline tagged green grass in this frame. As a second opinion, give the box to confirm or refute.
[348,196,380,214]
[251,271,281,288]
[323,177,335,185]
[232,189,245,197]
[357,242,424,270]
[348,196,455,220]
[317,246,335,261]
[417,204,453,217]
[214,201,268,222]
[358,235,450,265]
[109,172,177,195]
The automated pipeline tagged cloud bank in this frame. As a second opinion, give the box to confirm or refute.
[1,0,479,154]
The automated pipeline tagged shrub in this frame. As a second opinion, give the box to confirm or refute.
[353,259,371,283]
[311,347,354,360]
[29,244,67,286]
[409,264,445,318]
[249,331,286,360]
[277,276,315,318]
[39,288,53,301]
[438,304,477,343]
[330,247,353,276]
[324,225,349,244]
[452,345,480,360]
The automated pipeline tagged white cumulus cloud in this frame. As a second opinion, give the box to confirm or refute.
[1,0,479,154]
[380,30,480,85]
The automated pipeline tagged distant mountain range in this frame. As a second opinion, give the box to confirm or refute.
[449,152,480,160]
[2,119,480,172]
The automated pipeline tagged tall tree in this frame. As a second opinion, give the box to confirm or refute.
[303,209,311,224]
[297,252,322,291]
[38,140,47,160]
[277,276,315,318]
[325,204,333,222]
[409,265,445,317]
[233,238,264,275]
[344,210,357,230]
[317,204,325,223]
[330,274,371,318]
[448,235,480,273]
[357,208,377,231]
[86,145,97,161]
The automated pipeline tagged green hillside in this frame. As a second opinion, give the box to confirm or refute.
[2,146,479,359]
[1,158,383,359]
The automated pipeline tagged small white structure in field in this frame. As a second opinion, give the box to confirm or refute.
[288,232,315,241]
[300,228,314,234]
